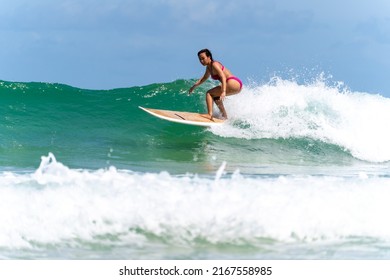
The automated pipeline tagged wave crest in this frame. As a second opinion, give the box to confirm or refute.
[212,76,390,162]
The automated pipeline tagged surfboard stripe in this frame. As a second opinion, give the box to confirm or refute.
[174,113,186,120]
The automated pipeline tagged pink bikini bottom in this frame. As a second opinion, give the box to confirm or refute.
[226,76,243,90]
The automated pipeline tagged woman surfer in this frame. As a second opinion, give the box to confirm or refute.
[189,49,242,120]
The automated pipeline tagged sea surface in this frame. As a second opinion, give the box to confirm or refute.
[1,76,390,259]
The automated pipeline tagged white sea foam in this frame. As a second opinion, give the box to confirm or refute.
[213,76,390,162]
[1,154,390,250]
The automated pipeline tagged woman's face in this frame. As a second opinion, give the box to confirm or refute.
[198,52,211,66]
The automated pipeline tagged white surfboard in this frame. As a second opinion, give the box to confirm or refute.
[139,106,224,127]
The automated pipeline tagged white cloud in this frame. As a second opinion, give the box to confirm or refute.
[278,0,390,22]
[161,0,245,26]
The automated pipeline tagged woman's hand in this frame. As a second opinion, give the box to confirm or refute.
[220,91,226,101]
[189,84,197,95]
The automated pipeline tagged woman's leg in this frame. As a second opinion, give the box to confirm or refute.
[205,86,223,118]
[213,96,227,118]
[205,79,242,119]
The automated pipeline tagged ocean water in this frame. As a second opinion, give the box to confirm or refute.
[1,77,390,260]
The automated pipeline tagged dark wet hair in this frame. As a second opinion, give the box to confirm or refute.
[197,49,213,61]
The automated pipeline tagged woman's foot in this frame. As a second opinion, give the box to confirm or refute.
[201,113,214,121]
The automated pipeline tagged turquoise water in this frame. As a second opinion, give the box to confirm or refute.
[1,77,390,259]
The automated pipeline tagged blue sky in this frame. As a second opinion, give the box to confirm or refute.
[1,0,389,96]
